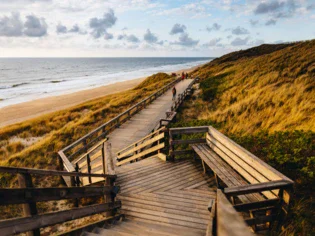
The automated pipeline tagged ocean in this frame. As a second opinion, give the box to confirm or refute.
[0,57,212,108]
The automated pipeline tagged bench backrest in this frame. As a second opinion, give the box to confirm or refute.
[206,126,292,199]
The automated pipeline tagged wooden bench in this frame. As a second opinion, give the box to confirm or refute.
[191,126,294,230]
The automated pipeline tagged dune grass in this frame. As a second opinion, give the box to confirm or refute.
[173,39,315,235]
[0,72,173,174]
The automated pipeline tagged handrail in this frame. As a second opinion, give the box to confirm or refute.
[216,190,254,236]
[60,78,180,156]
[116,127,166,166]
[72,138,107,165]
[0,166,116,179]
[117,126,166,155]
[0,165,120,236]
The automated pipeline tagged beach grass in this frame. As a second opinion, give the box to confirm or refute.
[0,72,174,173]
[173,39,315,235]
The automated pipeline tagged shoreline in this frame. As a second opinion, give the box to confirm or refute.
[0,64,204,128]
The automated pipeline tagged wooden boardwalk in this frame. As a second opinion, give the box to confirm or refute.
[115,157,216,234]
[108,79,193,154]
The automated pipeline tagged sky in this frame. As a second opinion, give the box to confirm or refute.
[0,0,314,57]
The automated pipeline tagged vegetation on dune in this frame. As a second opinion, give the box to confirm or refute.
[173,39,315,235]
[0,72,173,176]
[0,72,173,224]
[188,40,315,134]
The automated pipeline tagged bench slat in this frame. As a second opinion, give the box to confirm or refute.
[206,133,277,199]
[192,144,262,203]
[208,127,293,183]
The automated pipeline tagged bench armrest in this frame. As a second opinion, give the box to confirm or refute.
[224,180,293,196]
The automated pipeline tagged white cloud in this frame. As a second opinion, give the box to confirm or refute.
[89,8,117,39]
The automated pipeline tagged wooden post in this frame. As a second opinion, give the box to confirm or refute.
[87,154,92,184]
[75,163,80,186]
[102,144,106,176]
[169,130,175,161]
[18,173,40,236]
[70,176,79,207]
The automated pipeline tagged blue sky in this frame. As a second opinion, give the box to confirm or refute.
[0,0,314,57]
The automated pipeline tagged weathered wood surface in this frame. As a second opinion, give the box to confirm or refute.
[191,143,264,203]
[208,126,293,184]
[216,190,254,236]
[0,186,116,205]
[60,78,181,157]
[115,157,215,233]
[224,180,293,196]
[0,201,121,236]
[0,166,116,179]
[108,79,193,154]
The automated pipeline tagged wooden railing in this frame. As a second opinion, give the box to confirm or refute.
[58,78,181,168]
[208,189,254,236]
[0,166,120,236]
[171,78,197,112]
[116,127,167,166]
[71,139,115,186]
[169,126,208,160]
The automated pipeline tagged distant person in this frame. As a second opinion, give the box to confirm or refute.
[172,86,177,101]
[186,72,189,79]
[181,72,185,80]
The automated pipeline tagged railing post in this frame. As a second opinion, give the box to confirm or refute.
[18,173,40,236]
[169,130,175,161]
[87,154,92,184]
[102,143,106,176]
[70,176,79,207]
[75,163,80,186]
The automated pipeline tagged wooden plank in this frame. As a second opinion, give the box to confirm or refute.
[118,162,193,189]
[72,138,107,165]
[224,180,293,196]
[104,142,115,175]
[206,134,277,199]
[117,160,178,183]
[199,144,265,202]
[18,173,39,236]
[117,127,166,155]
[121,166,202,194]
[171,139,206,145]
[122,201,209,220]
[123,193,208,209]
[118,195,209,214]
[116,143,165,166]
[0,201,121,235]
[0,186,115,205]
[192,144,260,203]
[233,199,280,212]
[208,127,293,183]
[122,211,207,230]
[169,126,209,135]
[121,205,209,225]
[156,153,167,161]
[216,190,254,236]
[170,150,195,155]
[128,167,203,194]
[0,166,116,179]
[117,132,165,159]
[245,215,276,226]
[58,151,75,172]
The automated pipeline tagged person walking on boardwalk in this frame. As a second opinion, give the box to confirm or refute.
[181,72,185,80]
[172,86,177,101]
[185,72,189,79]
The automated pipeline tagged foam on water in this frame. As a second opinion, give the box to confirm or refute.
[0,57,212,108]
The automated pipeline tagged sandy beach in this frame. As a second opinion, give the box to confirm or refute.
[0,65,202,128]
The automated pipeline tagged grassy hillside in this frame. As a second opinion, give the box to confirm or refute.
[0,73,173,176]
[173,39,315,235]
